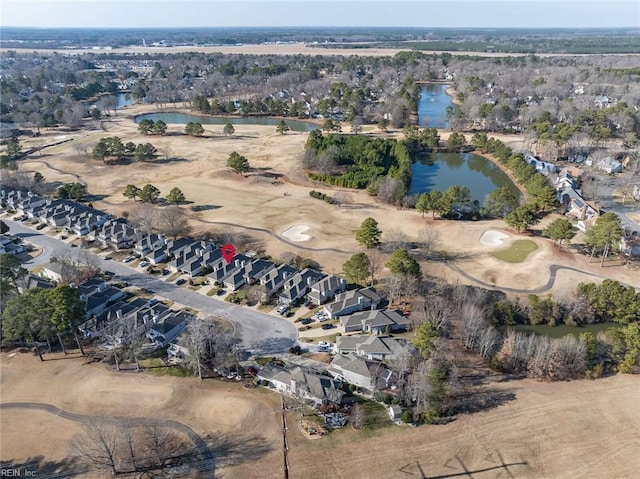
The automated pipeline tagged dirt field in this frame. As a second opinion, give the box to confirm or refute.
[2,351,639,478]
[0,351,284,478]
[286,374,640,479]
[16,104,639,294]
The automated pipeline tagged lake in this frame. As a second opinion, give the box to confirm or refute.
[135,112,318,132]
[117,93,134,108]
[408,152,520,202]
[417,83,452,128]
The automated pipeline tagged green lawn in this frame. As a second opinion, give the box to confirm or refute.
[140,358,193,377]
[510,322,622,338]
[493,239,539,263]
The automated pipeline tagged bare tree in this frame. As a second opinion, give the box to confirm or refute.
[71,418,120,476]
[382,228,409,253]
[129,202,158,235]
[333,191,353,208]
[350,403,365,430]
[158,206,192,239]
[417,226,441,259]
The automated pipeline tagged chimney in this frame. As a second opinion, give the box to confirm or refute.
[116,310,123,320]
[307,276,313,286]
[580,204,588,221]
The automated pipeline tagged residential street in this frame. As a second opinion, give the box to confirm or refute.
[3,218,298,353]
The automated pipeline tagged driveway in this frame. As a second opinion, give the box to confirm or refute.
[2,218,297,353]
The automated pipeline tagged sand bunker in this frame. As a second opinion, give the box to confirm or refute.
[281,224,312,242]
[480,230,510,246]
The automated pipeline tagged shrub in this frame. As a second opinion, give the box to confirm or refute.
[260,379,269,387]
[401,410,412,423]
[36,223,46,230]
[309,190,335,204]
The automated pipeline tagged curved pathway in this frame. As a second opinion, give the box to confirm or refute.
[21,159,88,187]
[194,218,358,254]
[444,262,607,294]
[0,402,215,477]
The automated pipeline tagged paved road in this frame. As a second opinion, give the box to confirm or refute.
[3,219,297,353]
[0,402,215,478]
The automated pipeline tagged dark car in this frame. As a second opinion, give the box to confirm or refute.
[161,269,170,276]
[301,318,313,325]
[216,289,226,296]
[176,278,186,285]
[321,323,333,330]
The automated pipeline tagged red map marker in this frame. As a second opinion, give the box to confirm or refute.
[221,244,236,264]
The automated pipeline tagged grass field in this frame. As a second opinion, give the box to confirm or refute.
[509,322,623,338]
[493,239,539,263]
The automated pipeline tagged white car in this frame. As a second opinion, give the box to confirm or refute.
[139,260,150,267]
[318,341,330,348]
[122,255,136,263]
[276,304,289,315]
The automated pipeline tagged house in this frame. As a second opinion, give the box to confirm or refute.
[18,274,54,293]
[95,220,137,251]
[323,287,382,320]
[82,284,126,319]
[167,334,190,362]
[67,210,108,236]
[78,298,166,339]
[336,335,408,361]
[146,310,194,348]
[169,241,216,277]
[307,274,347,306]
[257,364,344,407]
[557,186,599,232]
[134,234,166,258]
[0,234,25,255]
[620,234,640,257]
[585,156,623,174]
[522,151,558,176]
[40,262,65,282]
[278,268,324,305]
[255,263,297,300]
[219,254,252,290]
[339,309,410,335]
[327,353,393,393]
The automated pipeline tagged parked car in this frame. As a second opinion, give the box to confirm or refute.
[139,260,150,267]
[318,341,330,348]
[321,323,333,330]
[301,318,313,325]
[316,311,328,322]
[101,255,111,261]
[122,255,135,263]
[216,289,226,296]
[103,271,115,278]
[276,304,289,315]
[161,268,170,275]
[176,278,186,285]
[246,366,259,376]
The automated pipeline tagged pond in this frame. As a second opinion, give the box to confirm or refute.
[417,83,452,129]
[135,112,318,132]
[408,152,520,202]
[117,93,134,108]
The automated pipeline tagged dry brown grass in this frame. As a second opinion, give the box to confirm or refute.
[18,105,639,292]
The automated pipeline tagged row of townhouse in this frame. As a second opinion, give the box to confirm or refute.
[76,284,194,349]
[1,188,111,235]
[1,186,353,306]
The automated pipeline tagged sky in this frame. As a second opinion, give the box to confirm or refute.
[1,0,639,29]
